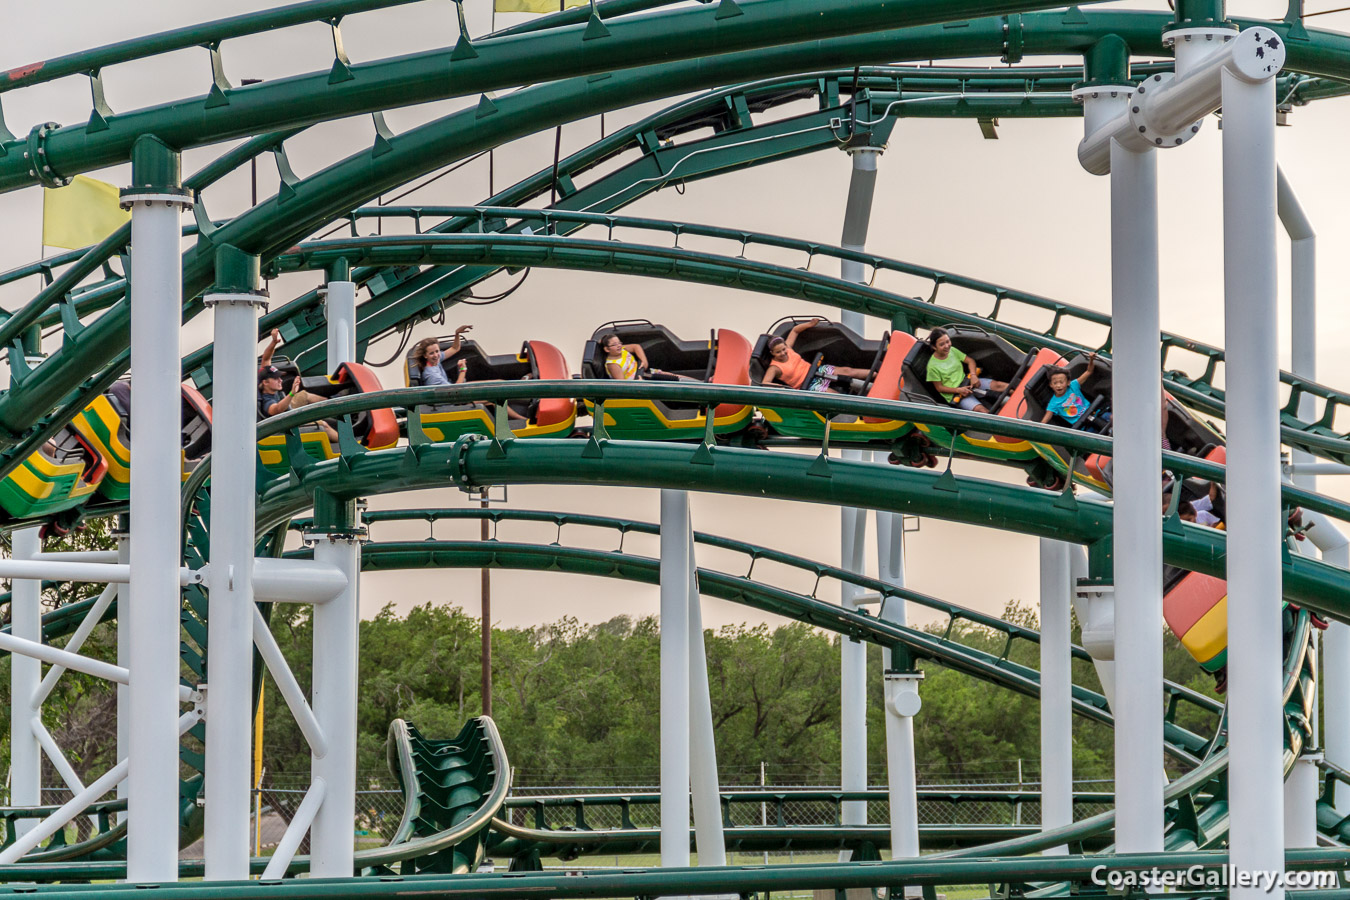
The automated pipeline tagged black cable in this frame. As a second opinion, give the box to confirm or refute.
[463,268,531,305]
[363,322,415,368]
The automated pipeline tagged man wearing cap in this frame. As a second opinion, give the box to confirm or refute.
[257,329,339,441]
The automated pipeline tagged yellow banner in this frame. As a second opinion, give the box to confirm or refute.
[493,0,586,12]
[42,175,130,250]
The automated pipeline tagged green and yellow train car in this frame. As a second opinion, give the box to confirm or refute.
[404,339,576,442]
[0,427,107,520]
[580,323,752,441]
[257,361,399,475]
[72,381,214,501]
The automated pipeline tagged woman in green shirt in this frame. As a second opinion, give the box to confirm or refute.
[925,328,1007,411]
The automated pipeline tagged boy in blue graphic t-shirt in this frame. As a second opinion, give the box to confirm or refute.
[1041,353,1108,431]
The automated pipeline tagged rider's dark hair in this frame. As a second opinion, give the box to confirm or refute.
[926,327,950,348]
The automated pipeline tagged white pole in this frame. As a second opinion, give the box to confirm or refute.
[309,521,361,877]
[10,526,42,838]
[203,285,267,880]
[122,141,192,883]
[1278,167,1316,493]
[116,526,130,823]
[839,504,868,829]
[686,534,725,866]
[660,489,691,867]
[838,146,880,831]
[324,279,357,372]
[1038,539,1073,853]
[1222,48,1286,895]
[1284,752,1320,848]
[308,275,363,877]
[876,512,919,859]
[1109,135,1164,853]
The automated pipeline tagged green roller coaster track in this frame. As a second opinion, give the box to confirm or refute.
[3,0,1350,890]
[2,6,1350,489]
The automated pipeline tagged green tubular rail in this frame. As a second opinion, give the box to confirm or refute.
[0,1,423,95]
[289,506,1222,737]
[4,5,1350,194]
[192,380,1350,619]
[277,529,1306,854]
[5,8,1349,476]
[0,848,1346,898]
[297,540,1209,760]
[262,221,1350,468]
[0,0,1115,191]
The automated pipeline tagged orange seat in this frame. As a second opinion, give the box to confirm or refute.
[862,332,915,423]
[710,329,752,419]
[527,340,576,428]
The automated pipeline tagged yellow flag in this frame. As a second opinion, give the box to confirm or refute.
[493,0,585,12]
[42,175,131,250]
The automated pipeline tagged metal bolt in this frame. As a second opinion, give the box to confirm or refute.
[1138,125,1147,133]
[1191,125,1200,133]
[1132,106,1140,113]
[1174,138,1182,145]
[1155,138,1163,145]
[1154,74,1162,81]
[1138,85,1145,94]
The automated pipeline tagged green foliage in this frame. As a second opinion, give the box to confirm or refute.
[254,598,1221,789]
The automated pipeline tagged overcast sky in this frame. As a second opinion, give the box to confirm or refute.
[2,0,1349,632]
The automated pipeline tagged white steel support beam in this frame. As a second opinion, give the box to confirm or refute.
[876,511,919,859]
[325,280,358,372]
[309,526,361,877]
[660,489,691,867]
[1221,38,1287,894]
[308,283,363,878]
[116,527,130,823]
[1284,752,1321,848]
[839,503,868,829]
[838,146,881,831]
[204,283,267,881]
[1109,134,1163,854]
[687,541,726,866]
[122,141,192,882]
[9,527,41,838]
[1038,539,1073,852]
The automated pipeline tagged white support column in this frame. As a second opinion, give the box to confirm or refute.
[839,505,868,829]
[10,526,42,837]
[1109,136,1164,854]
[308,266,363,878]
[1222,43,1286,894]
[1038,539,1073,852]
[686,537,725,866]
[838,145,881,831]
[203,271,267,881]
[1284,752,1321,848]
[308,524,361,877]
[121,139,192,884]
[1278,167,1316,491]
[115,525,130,824]
[324,278,357,372]
[659,490,691,867]
[876,512,919,860]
